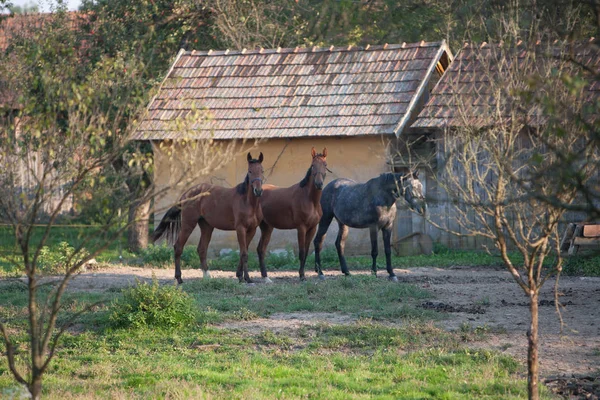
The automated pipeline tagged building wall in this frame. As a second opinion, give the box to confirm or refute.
[153,135,396,258]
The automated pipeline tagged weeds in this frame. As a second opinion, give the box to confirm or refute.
[109,276,197,329]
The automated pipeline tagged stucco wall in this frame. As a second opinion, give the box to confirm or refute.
[153,136,397,259]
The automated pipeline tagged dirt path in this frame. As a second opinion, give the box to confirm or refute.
[68,265,600,382]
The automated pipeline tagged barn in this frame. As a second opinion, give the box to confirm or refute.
[133,41,453,255]
[409,42,600,249]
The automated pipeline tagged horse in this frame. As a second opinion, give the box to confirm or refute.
[151,152,265,284]
[257,147,328,281]
[313,171,426,281]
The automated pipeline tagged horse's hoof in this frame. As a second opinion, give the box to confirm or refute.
[317,274,326,281]
[343,272,351,277]
[264,277,273,284]
[388,276,398,282]
[203,270,211,279]
[176,277,183,285]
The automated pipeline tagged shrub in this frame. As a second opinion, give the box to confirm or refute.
[266,247,296,270]
[141,244,201,269]
[109,276,197,329]
[181,246,200,269]
[139,244,173,267]
[38,241,89,275]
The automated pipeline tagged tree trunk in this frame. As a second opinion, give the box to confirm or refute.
[29,374,42,400]
[528,290,539,400]
[128,197,151,253]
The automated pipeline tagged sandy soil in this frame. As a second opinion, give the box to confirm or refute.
[64,265,600,396]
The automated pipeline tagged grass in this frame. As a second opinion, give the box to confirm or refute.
[0,326,531,399]
[562,251,600,276]
[0,276,553,399]
[3,224,600,277]
[185,275,435,321]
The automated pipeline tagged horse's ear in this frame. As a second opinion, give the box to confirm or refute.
[412,170,419,179]
[322,148,327,158]
[247,152,253,163]
[311,147,316,158]
[258,152,264,163]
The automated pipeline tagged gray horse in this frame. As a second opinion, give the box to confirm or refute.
[313,172,426,281]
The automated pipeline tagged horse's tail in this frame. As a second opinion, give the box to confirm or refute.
[151,206,182,245]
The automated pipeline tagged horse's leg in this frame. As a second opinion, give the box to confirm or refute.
[370,226,378,276]
[245,226,257,283]
[173,220,196,284]
[382,227,397,282]
[257,221,274,282]
[301,224,317,279]
[313,212,334,277]
[197,220,214,279]
[236,226,253,284]
[297,226,308,281]
[335,221,350,276]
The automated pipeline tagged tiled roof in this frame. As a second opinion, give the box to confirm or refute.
[412,40,600,129]
[133,41,451,140]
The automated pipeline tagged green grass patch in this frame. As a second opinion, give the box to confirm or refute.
[0,275,552,399]
[0,322,541,399]
[183,275,435,321]
[134,242,517,275]
[6,225,597,280]
[563,252,600,276]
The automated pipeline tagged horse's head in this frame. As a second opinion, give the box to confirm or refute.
[247,152,264,197]
[310,147,328,190]
[393,171,426,215]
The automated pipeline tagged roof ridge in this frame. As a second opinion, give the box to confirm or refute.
[186,41,445,57]
[461,38,596,48]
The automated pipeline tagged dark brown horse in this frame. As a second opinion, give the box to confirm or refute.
[152,152,265,284]
[257,147,327,281]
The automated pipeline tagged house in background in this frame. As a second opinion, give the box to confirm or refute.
[409,42,600,249]
[133,41,453,255]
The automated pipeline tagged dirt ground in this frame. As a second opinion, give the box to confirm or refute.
[67,264,600,397]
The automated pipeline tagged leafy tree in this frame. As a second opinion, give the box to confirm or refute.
[0,8,240,397]
[76,0,217,251]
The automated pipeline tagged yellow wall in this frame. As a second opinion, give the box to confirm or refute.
[153,136,393,259]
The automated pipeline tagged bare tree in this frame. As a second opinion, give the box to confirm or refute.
[206,0,303,50]
[429,28,598,399]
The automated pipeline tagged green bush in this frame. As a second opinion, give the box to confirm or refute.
[266,247,296,270]
[181,246,200,268]
[38,241,89,275]
[139,244,173,267]
[109,276,197,329]
[140,244,201,269]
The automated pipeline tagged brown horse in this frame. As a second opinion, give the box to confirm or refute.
[151,152,265,284]
[257,147,327,281]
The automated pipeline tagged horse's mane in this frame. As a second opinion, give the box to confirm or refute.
[299,154,326,188]
[299,167,312,188]
[380,172,398,184]
[236,174,250,195]
[381,172,408,183]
